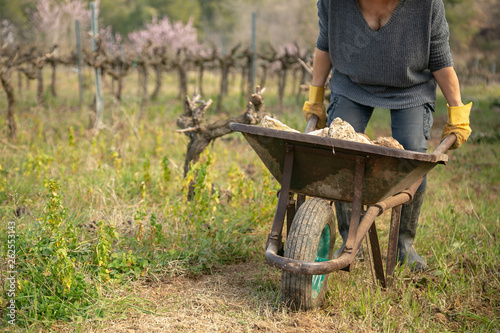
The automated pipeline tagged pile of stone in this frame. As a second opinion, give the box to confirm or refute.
[260,116,404,150]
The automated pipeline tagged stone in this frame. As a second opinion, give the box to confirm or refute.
[373,136,405,150]
[325,117,373,145]
[261,116,405,150]
[260,116,300,133]
[307,128,329,137]
[310,117,404,149]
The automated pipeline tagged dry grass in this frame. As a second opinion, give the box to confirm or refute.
[73,261,349,333]
[1,74,499,332]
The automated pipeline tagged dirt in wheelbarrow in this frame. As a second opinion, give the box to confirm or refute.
[85,260,367,332]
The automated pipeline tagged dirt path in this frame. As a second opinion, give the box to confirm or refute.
[85,261,353,332]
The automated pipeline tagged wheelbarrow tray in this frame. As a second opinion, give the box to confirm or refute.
[231,123,448,205]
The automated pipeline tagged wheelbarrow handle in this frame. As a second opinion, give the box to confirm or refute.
[433,134,457,155]
[305,114,319,134]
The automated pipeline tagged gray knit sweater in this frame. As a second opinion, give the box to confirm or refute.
[316,0,453,109]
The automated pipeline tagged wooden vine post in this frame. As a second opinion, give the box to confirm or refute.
[90,1,103,128]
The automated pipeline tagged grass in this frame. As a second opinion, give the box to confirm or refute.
[0,68,499,331]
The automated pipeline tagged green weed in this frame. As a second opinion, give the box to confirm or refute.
[1,70,497,331]
[7,180,99,325]
[94,220,119,282]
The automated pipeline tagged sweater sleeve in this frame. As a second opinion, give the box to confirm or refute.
[429,0,453,71]
[316,0,329,52]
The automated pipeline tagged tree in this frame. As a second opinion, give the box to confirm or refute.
[148,0,201,25]
[128,16,202,107]
[99,0,138,36]
[99,0,201,36]
[0,0,32,27]
[444,0,480,52]
[31,0,93,52]
[177,87,268,179]
[128,16,201,54]
[1,23,54,138]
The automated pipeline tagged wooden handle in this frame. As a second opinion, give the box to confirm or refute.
[305,114,319,134]
[433,134,457,155]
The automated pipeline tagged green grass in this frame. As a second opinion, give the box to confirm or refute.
[0,69,499,331]
[321,84,500,332]
[0,69,284,328]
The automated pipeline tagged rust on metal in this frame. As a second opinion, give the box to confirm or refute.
[232,122,450,279]
[386,206,402,286]
[296,194,305,210]
[230,123,447,205]
[264,183,416,276]
[345,156,366,253]
[286,194,296,238]
[368,221,386,288]
[267,144,294,250]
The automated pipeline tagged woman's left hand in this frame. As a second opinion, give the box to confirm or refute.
[441,102,472,149]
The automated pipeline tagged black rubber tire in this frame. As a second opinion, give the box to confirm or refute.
[282,198,336,310]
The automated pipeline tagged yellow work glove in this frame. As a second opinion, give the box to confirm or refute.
[441,102,472,150]
[302,85,327,129]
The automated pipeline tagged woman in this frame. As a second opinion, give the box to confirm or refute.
[303,0,472,271]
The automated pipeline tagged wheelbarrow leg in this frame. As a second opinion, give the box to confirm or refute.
[341,156,366,272]
[368,222,387,288]
[386,206,402,286]
[366,205,402,289]
[286,193,296,238]
[296,194,306,210]
[267,144,294,249]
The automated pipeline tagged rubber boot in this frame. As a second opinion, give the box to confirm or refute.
[333,202,364,259]
[397,191,427,272]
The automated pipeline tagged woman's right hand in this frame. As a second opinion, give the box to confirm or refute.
[303,85,327,129]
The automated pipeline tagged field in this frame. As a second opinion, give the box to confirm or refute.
[1,69,499,332]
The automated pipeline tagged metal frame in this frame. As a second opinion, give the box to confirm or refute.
[264,141,420,287]
[231,121,456,288]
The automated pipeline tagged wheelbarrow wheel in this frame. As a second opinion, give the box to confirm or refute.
[282,198,336,310]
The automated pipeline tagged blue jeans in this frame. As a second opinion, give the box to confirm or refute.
[327,94,432,262]
[326,93,434,191]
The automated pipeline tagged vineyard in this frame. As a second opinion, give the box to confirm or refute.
[2,0,499,139]
[1,4,314,140]
[1,0,500,332]
[3,40,314,134]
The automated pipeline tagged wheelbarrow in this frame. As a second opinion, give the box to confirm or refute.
[230,116,456,311]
